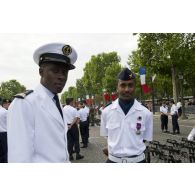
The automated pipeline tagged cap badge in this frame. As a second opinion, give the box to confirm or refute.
[62,45,72,56]
[129,73,133,79]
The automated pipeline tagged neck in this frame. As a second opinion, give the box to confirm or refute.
[119,98,134,104]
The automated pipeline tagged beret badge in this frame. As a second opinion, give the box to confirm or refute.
[62,45,72,56]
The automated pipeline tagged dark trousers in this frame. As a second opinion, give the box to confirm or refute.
[106,159,146,163]
[86,116,90,142]
[67,124,80,156]
[0,132,8,163]
[172,115,180,133]
[80,121,88,146]
[161,114,168,131]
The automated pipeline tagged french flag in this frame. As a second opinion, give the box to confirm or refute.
[139,67,151,94]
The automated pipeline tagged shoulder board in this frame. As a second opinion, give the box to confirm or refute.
[104,102,112,108]
[14,90,34,99]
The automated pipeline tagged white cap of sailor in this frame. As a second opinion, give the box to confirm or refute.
[33,43,77,70]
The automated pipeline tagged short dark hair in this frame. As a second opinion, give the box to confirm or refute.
[66,98,74,105]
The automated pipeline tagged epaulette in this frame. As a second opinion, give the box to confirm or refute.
[14,90,34,99]
[104,102,112,108]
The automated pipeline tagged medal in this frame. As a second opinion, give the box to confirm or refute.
[136,123,141,135]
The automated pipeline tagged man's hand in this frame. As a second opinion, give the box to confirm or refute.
[102,147,108,156]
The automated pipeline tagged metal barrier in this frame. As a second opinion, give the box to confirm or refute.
[146,138,195,163]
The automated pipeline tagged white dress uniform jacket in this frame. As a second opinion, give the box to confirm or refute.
[7,84,69,163]
[0,106,7,133]
[100,99,153,157]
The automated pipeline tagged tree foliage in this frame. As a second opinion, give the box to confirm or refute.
[128,33,195,101]
[102,63,122,93]
[0,80,26,100]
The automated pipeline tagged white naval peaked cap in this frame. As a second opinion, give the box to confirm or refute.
[33,43,77,70]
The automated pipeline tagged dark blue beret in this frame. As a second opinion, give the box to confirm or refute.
[118,68,136,81]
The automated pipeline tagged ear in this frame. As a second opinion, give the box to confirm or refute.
[39,67,44,77]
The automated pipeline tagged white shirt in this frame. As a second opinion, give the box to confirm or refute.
[0,105,7,133]
[177,102,182,109]
[63,105,79,124]
[160,106,168,114]
[78,108,88,122]
[100,99,153,157]
[7,84,69,163]
[83,106,90,116]
[170,104,178,115]
[187,127,195,141]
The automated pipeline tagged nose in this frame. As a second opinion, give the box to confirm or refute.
[124,85,130,91]
[58,71,67,80]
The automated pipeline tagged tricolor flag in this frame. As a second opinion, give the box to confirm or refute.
[139,67,151,94]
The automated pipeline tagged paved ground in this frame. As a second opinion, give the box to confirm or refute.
[72,113,195,163]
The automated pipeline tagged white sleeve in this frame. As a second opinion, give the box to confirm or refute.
[187,128,195,141]
[100,110,108,137]
[143,111,153,141]
[7,98,35,162]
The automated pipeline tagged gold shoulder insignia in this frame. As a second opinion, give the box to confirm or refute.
[14,90,34,99]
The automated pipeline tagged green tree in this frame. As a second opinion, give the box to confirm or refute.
[102,63,122,93]
[60,86,78,104]
[128,33,195,102]
[0,80,26,100]
[82,52,121,96]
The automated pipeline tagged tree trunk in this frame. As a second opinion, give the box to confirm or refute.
[171,64,178,103]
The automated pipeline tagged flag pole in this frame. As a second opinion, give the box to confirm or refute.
[151,76,155,114]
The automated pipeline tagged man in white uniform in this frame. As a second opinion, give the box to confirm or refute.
[63,98,84,161]
[7,43,77,163]
[0,98,8,163]
[78,102,89,148]
[160,102,169,133]
[170,100,180,134]
[100,68,153,163]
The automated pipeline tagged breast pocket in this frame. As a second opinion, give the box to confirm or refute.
[106,123,120,131]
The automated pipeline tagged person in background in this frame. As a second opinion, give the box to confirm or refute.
[160,101,169,133]
[78,102,89,148]
[170,100,180,134]
[177,101,182,118]
[0,98,8,163]
[63,98,84,161]
[83,100,90,141]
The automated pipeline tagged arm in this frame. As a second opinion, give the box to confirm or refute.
[143,112,153,142]
[187,128,195,141]
[7,99,35,162]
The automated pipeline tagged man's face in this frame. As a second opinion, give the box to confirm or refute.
[2,102,9,110]
[117,79,135,100]
[39,62,69,94]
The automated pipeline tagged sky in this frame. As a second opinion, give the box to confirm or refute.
[0,33,138,93]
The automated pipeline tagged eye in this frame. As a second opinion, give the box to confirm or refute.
[120,83,126,88]
[128,83,134,88]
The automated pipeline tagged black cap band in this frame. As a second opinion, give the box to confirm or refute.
[39,53,71,66]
